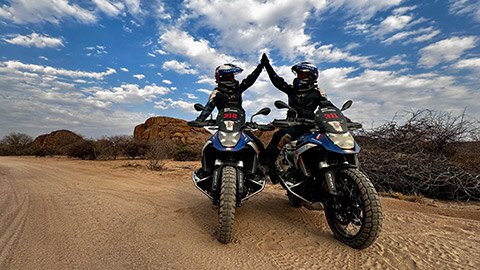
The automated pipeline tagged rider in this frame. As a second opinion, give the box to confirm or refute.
[189,61,264,178]
[259,53,335,183]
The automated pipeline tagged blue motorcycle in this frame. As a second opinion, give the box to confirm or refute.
[271,100,382,249]
[188,105,273,244]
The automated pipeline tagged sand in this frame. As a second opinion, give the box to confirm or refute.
[0,156,479,269]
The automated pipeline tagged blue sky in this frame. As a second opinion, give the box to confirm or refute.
[0,0,479,138]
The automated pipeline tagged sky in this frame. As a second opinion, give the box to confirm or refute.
[0,0,479,138]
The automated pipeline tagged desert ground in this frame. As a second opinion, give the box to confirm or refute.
[0,156,479,270]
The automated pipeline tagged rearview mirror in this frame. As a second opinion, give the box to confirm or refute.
[341,100,353,111]
[194,103,205,112]
[250,107,271,122]
[274,100,289,109]
[256,107,271,116]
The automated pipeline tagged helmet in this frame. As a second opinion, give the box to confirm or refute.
[215,64,243,87]
[291,62,318,91]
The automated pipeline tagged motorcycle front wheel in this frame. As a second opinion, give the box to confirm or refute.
[324,168,382,249]
[217,166,236,244]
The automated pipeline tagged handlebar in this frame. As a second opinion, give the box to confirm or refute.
[347,122,363,130]
[272,118,315,128]
[187,120,216,127]
[188,120,275,131]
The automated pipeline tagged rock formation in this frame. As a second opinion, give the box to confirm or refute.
[31,129,84,154]
[134,116,210,146]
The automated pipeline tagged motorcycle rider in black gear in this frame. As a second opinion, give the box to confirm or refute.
[260,53,335,183]
[192,63,263,122]
[189,61,265,179]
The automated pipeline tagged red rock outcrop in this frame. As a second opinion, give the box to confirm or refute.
[134,116,210,146]
[31,130,84,153]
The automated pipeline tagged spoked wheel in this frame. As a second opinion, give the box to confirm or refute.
[217,166,236,244]
[324,169,382,249]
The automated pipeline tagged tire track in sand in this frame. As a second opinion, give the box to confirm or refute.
[0,166,30,269]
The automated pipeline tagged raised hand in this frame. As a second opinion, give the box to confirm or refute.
[261,53,270,66]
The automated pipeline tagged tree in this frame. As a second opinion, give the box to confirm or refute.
[0,132,33,155]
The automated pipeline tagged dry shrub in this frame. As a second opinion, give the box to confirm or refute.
[173,144,201,161]
[146,140,175,171]
[358,109,480,201]
[67,140,97,160]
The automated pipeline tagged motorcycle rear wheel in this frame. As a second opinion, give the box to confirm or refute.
[324,168,382,249]
[217,166,236,244]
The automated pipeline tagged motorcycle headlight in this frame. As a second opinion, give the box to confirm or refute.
[326,132,355,149]
[219,131,241,147]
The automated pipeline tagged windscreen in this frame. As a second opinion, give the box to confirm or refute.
[315,106,348,133]
[216,107,245,132]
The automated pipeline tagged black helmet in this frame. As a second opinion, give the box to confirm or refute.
[291,62,318,91]
[215,63,243,88]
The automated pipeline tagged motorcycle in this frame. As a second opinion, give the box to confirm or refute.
[270,100,382,249]
[188,105,274,244]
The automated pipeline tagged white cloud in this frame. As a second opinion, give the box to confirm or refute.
[120,67,129,72]
[3,32,64,48]
[148,52,156,57]
[39,56,49,61]
[181,0,398,60]
[183,0,316,55]
[382,27,440,44]
[133,74,145,79]
[308,44,373,67]
[155,1,171,20]
[347,5,439,46]
[93,83,170,103]
[0,0,96,24]
[92,0,125,16]
[162,59,198,75]
[196,75,215,86]
[376,15,413,37]
[317,67,480,125]
[392,5,417,15]
[449,0,480,22]
[162,79,172,85]
[374,54,409,68]
[0,67,146,137]
[452,57,480,71]
[410,30,441,43]
[124,0,142,15]
[186,93,198,99]
[159,29,234,70]
[326,0,404,21]
[155,98,196,113]
[418,36,477,68]
[197,88,212,95]
[1,60,116,80]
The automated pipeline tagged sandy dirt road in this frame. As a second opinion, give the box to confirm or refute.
[0,156,479,270]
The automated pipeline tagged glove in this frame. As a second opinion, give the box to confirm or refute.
[261,53,270,66]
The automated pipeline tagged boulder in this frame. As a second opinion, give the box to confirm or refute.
[134,116,210,146]
[31,130,84,154]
